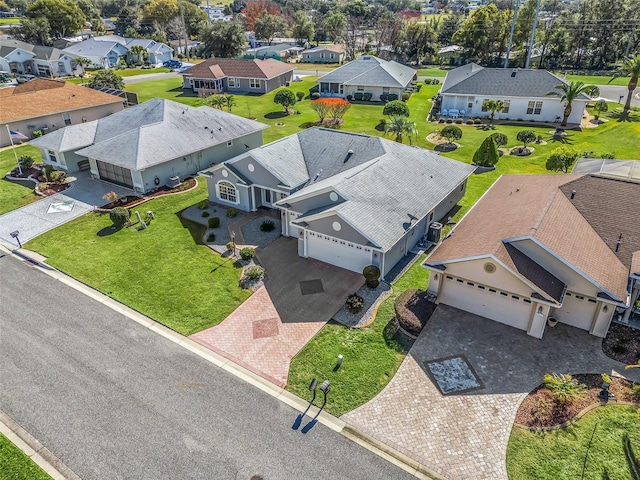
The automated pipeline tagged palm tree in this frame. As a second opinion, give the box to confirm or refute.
[608,53,640,114]
[546,81,597,126]
[74,57,92,78]
[482,99,505,121]
[203,94,226,110]
[384,116,418,145]
[129,45,148,64]
[223,94,236,113]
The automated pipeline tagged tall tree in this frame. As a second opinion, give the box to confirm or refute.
[608,53,640,113]
[76,0,105,35]
[115,4,140,37]
[241,0,278,31]
[254,13,289,45]
[384,116,418,144]
[14,16,52,45]
[291,10,314,45]
[143,0,179,32]
[437,14,463,45]
[374,10,404,55]
[200,20,246,58]
[452,4,510,64]
[181,1,207,37]
[27,0,86,39]
[400,21,436,64]
[88,70,125,89]
[323,10,345,43]
[546,80,597,125]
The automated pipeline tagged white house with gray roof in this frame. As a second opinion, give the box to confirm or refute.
[316,56,416,101]
[30,98,267,193]
[199,129,475,276]
[0,39,79,77]
[439,63,590,124]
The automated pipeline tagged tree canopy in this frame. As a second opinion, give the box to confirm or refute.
[516,130,536,148]
[201,20,247,58]
[27,0,86,39]
[440,125,463,144]
[472,136,500,167]
[489,132,508,147]
[545,147,579,173]
[88,70,125,90]
[383,100,410,118]
[254,13,289,45]
[273,89,296,112]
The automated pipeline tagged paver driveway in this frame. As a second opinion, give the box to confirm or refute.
[343,304,640,480]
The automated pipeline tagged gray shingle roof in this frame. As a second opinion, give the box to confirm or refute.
[317,56,416,88]
[30,122,98,152]
[0,39,69,61]
[441,63,590,99]
[62,38,122,57]
[70,98,267,170]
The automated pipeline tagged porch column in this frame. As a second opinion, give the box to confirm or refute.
[622,285,640,323]
[250,186,256,212]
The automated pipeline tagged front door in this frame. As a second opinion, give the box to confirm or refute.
[262,189,273,207]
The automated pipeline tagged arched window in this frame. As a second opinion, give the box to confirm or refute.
[217,181,237,203]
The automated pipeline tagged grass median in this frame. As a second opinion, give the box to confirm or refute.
[0,144,42,215]
[0,433,52,480]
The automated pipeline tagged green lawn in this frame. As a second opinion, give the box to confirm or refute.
[564,74,629,87]
[115,67,171,77]
[0,433,52,480]
[0,17,22,24]
[416,67,449,77]
[507,406,640,480]
[0,145,42,215]
[287,254,431,417]
[26,180,251,336]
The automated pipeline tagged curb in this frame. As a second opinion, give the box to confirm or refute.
[0,410,81,480]
[2,244,442,479]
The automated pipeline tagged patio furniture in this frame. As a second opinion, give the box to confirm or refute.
[441,109,448,119]
[459,109,466,118]
[449,109,459,120]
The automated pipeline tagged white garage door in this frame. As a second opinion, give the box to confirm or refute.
[439,275,532,331]
[554,292,597,330]
[306,232,372,273]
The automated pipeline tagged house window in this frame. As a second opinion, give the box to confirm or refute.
[218,181,237,203]
[357,85,364,91]
[320,53,325,59]
[62,112,71,126]
[481,99,490,112]
[330,53,335,59]
[249,78,261,89]
[527,101,543,115]
[382,87,390,93]
[468,102,473,108]
[227,140,233,147]
[47,150,57,163]
[502,100,510,113]
[339,84,344,94]
[228,77,239,88]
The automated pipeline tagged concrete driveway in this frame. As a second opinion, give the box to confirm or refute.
[0,174,132,247]
[343,304,640,480]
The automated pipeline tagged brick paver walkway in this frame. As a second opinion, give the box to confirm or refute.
[342,305,639,480]
[190,286,325,387]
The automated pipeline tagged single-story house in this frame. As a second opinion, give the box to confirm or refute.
[181,58,295,94]
[62,38,129,69]
[244,43,303,60]
[572,157,640,182]
[424,174,640,339]
[123,38,173,65]
[300,45,345,64]
[437,45,464,66]
[0,39,79,77]
[316,55,416,101]
[0,78,124,147]
[199,128,475,276]
[29,98,268,193]
[439,63,590,123]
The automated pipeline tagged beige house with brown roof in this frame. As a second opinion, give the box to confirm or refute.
[424,174,640,339]
[0,79,124,147]
[181,58,295,94]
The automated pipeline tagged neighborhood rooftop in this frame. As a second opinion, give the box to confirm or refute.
[0,79,123,124]
[440,63,589,99]
[317,56,416,88]
[0,39,69,61]
[181,58,295,80]
[30,98,268,170]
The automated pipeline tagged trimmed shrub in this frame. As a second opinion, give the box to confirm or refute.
[362,265,380,289]
[363,92,373,101]
[202,211,210,218]
[379,93,389,103]
[354,92,363,101]
[346,94,353,101]
[446,118,453,123]
[424,78,432,84]
[208,217,220,228]
[198,199,209,209]
[245,265,265,279]
[109,207,130,227]
[415,83,422,92]
[440,125,463,144]
[310,92,320,100]
[49,170,67,183]
[543,373,587,404]
[473,136,500,167]
[346,293,365,313]
[466,119,474,125]
[260,220,275,232]
[226,241,235,252]
[432,79,440,85]
[383,100,410,118]
[207,233,216,242]
[438,118,445,123]
[32,129,44,138]
[296,91,304,102]
[473,118,482,124]
[387,93,398,101]
[226,208,237,218]
[239,247,255,260]
[394,289,424,336]
[517,130,536,148]
[489,132,508,147]
[18,155,35,169]
[309,84,319,94]
[455,118,463,124]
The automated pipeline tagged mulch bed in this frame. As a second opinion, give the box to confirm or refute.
[515,374,639,428]
[394,289,437,336]
[101,177,198,208]
[37,183,70,196]
[602,322,640,364]
[8,166,40,178]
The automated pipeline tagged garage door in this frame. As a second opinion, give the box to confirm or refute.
[438,275,532,331]
[306,232,372,273]
[553,292,597,330]
[96,160,133,189]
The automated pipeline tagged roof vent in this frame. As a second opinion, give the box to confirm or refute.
[344,149,354,163]
[312,168,323,182]
[615,233,622,252]
[570,189,576,199]
[511,69,517,77]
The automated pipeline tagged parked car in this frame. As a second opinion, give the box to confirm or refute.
[16,74,36,84]
[162,60,182,69]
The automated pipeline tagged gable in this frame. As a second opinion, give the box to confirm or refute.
[283,189,346,213]
[300,212,370,245]
[231,155,284,189]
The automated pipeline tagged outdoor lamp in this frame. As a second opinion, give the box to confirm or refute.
[319,380,331,394]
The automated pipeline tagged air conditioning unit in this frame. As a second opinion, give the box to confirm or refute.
[168,176,180,188]
[426,222,443,243]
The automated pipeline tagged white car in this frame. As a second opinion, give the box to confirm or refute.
[16,74,36,84]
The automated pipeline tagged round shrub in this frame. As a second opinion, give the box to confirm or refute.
[362,265,380,289]
[455,118,463,124]
[474,118,482,125]
[346,94,353,101]
[226,241,235,252]
[109,207,130,227]
[438,118,445,123]
[208,217,220,228]
[260,220,275,232]
[311,92,320,100]
[346,293,364,313]
[239,247,255,260]
[394,289,424,336]
[226,208,237,218]
[446,118,453,123]
[207,233,216,242]
[466,119,474,125]
[202,211,210,218]
[198,199,209,209]
[49,170,67,183]
[18,155,35,169]
[245,265,265,279]
[489,132,508,147]
[401,92,411,101]
[296,91,304,101]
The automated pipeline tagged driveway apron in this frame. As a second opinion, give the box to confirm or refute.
[342,304,640,480]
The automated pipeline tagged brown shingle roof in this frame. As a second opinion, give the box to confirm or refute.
[632,251,640,276]
[181,58,294,80]
[0,79,123,124]
[426,174,631,302]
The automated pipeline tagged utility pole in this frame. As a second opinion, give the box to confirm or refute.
[177,0,190,60]
[504,0,521,68]
[524,0,542,69]
[625,22,637,58]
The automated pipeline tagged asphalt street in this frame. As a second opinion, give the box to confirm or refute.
[0,253,414,480]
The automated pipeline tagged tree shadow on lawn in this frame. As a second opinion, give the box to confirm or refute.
[475,124,497,131]
[264,111,289,119]
[609,110,640,123]
[548,133,575,145]
[168,87,200,98]
[97,225,122,237]
[176,209,205,245]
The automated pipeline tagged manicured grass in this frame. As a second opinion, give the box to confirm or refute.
[287,255,431,417]
[564,74,629,87]
[0,17,22,24]
[115,67,171,77]
[507,406,640,480]
[0,145,42,215]
[416,67,449,77]
[26,180,251,336]
[0,433,52,480]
